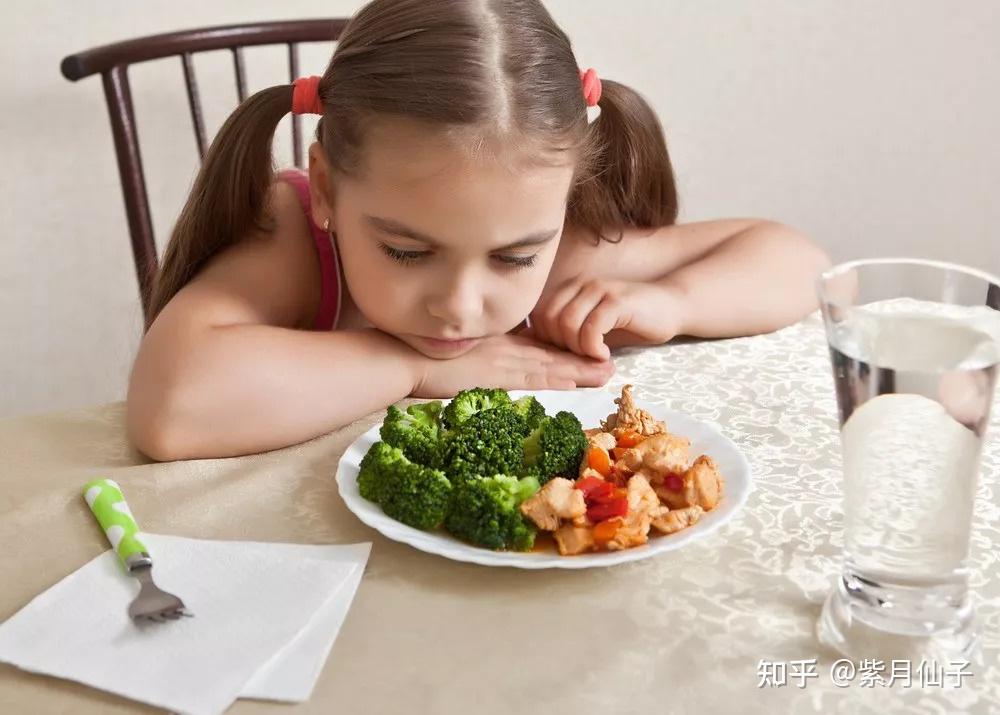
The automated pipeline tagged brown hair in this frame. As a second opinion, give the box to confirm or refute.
[146,0,677,329]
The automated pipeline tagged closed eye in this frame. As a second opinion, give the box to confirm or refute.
[378,243,428,264]
[379,242,539,270]
[493,253,538,269]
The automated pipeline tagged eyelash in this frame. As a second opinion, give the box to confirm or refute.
[378,243,538,269]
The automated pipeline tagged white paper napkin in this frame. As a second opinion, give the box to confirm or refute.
[0,533,371,715]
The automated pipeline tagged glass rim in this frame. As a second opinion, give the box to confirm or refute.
[820,257,1000,287]
[818,257,1000,307]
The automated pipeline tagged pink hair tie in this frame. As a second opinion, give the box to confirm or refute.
[292,75,324,115]
[579,67,602,107]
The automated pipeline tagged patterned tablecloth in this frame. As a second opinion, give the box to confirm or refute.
[1,313,997,714]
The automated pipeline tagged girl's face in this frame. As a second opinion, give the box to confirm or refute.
[310,122,576,359]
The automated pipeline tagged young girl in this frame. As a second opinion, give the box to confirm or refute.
[127,0,829,461]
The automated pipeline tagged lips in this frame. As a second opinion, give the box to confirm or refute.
[425,335,479,343]
[417,335,482,351]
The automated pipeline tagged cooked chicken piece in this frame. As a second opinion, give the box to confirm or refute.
[651,505,704,535]
[653,455,723,510]
[600,384,667,436]
[619,432,691,476]
[606,474,663,551]
[553,524,595,555]
[654,476,697,510]
[586,431,617,452]
[519,477,587,531]
[627,472,662,514]
[686,455,722,510]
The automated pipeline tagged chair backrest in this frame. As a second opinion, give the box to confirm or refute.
[60,19,349,323]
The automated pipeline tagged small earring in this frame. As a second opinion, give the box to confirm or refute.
[323,218,330,232]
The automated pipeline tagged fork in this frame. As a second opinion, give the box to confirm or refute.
[82,478,192,624]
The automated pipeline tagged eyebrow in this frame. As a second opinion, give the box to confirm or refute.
[364,215,560,250]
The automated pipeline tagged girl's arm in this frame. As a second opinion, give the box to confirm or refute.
[128,322,422,461]
[527,219,831,358]
[641,219,832,338]
[127,183,423,461]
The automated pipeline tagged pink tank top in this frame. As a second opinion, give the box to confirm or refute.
[277,168,342,331]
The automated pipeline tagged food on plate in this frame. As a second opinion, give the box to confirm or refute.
[358,441,452,531]
[379,402,446,468]
[519,478,587,531]
[356,385,725,555]
[443,406,531,484]
[600,384,667,436]
[443,474,541,551]
[522,384,725,555]
[359,388,568,549]
[521,412,589,485]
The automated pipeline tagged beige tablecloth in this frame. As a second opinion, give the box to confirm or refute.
[2,314,998,714]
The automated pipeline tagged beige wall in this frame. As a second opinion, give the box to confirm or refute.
[3,1,999,419]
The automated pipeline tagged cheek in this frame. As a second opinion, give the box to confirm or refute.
[508,270,548,309]
[487,263,553,321]
[336,237,416,316]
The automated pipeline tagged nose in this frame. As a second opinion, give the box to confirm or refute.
[425,268,484,329]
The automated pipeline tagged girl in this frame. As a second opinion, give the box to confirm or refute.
[127,0,829,461]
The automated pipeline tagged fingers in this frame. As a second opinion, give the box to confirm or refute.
[530,281,585,348]
[511,331,614,382]
[579,295,627,360]
[555,282,606,357]
[519,373,577,391]
[539,350,614,388]
[572,359,615,387]
[530,280,621,360]
[485,332,617,392]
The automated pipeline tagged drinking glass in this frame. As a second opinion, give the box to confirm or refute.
[816,258,1000,662]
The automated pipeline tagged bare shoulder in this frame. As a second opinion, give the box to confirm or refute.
[161,179,323,331]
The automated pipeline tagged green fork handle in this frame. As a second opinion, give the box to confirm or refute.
[82,478,150,566]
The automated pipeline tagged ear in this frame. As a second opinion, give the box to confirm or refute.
[307,142,335,230]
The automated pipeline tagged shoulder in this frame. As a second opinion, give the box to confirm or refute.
[170,178,323,330]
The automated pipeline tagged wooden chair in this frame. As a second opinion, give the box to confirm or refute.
[60,19,348,322]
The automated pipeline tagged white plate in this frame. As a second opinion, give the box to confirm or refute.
[336,389,752,569]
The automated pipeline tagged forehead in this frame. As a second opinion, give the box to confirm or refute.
[345,119,575,200]
[335,119,577,246]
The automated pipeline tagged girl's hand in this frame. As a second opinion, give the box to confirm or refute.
[524,278,681,360]
[411,333,614,398]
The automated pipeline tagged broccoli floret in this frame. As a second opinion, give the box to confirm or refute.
[512,395,547,431]
[382,463,452,531]
[379,401,444,467]
[521,410,588,484]
[357,441,452,530]
[443,407,529,483]
[441,387,512,429]
[358,441,398,504]
[444,474,540,550]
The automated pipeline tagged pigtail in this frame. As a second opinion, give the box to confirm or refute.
[145,84,294,329]
[567,79,678,243]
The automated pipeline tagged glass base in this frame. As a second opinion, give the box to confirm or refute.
[817,572,982,664]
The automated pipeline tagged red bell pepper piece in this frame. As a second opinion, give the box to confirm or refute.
[575,475,606,498]
[664,473,684,492]
[587,496,628,523]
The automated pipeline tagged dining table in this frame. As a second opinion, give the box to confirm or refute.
[2,312,998,714]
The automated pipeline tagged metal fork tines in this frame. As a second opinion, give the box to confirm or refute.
[125,554,192,624]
